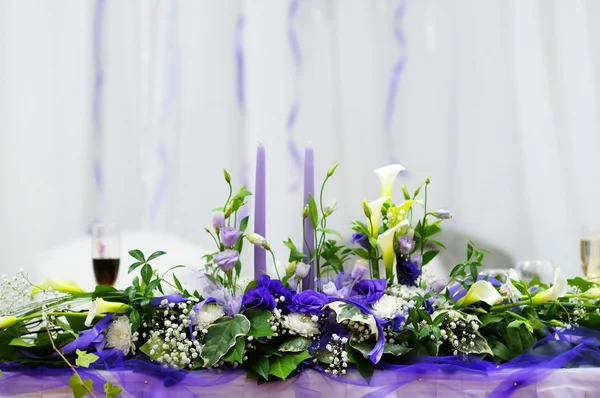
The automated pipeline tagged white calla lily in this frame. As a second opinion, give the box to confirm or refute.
[31,278,85,297]
[456,280,502,308]
[0,316,20,329]
[531,268,568,305]
[374,164,405,198]
[85,298,130,327]
[366,196,390,236]
[377,222,407,279]
[586,287,600,298]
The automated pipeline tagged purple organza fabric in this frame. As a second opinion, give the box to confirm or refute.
[2,327,600,397]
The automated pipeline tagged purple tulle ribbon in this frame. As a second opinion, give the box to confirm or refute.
[286,0,305,192]
[2,327,600,397]
[383,0,407,164]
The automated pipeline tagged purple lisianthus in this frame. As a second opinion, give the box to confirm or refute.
[290,290,328,315]
[322,281,338,296]
[221,227,241,247]
[257,275,295,305]
[242,286,277,311]
[398,236,414,256]
[212,211,225,230]
[352,279,386,305]
[351,262,367,281]
[351,232,370,250]
[396,254,421,286]
[214,249,239,272]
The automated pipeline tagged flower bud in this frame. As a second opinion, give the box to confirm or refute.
[224,205,233,218]
[246,233,270,250]
[212,211,225,230]
[425,177,431,185]
[351,260,368,281]
[223,169,232,183]
[407,228,415,240]
[398,235,414,255]
[362,199,372,218]
[294,262,311,279]
[327,162,339,178]
[322,281,338,296]
[401,185,411,200]
[432,208,452,220]
[286,261,297,276]
[302,204,309,219]
[288,278,299,291]
[324,200,337,217]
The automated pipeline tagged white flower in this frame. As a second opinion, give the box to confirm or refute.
[193,303,225,331]
[532,268,568,305]
[106,316,138,355]
[456,280,502,308]
[500,269,522,303]
[365,196,391,237]
[282,313,320,337]
[245,233,270,249]
[377,223,407,278]
[294,262,311,279]
[371,295,402,319]
[85,298,130,327]
[322,281,338,296]
[374,164,405,198]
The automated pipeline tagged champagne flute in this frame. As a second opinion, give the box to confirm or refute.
[581,225,600,280]
[91,224,121,286]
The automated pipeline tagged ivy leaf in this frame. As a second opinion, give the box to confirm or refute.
[278,336,312,352]
[147,251,167,261]
[141,264,153,285]
[139,336,165,360]
[349,338,376,359]
[568,277,598,293]
[315,350,333,364]
[248,355,270,380]
[244,309,275,337]
[325,301,378,337]
[268,351,312,380]
[383,343,411,356]
[201,315,251,367]
[346,344,374,379]
[129,249,145,262]
[283,239,307,263]
[75,349,99,368]
[222,336,246,363]
[68,375,93,398]
[104,381,123,398]
[308,194,319,229]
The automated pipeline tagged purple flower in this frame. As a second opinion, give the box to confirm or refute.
[432,208,452,219]
[212,211,225,229]
[214,249,239,272]
[288,278,299,291]
[352,279,386,305]
[398,236,414,256]
[290,290,328,315]
[242,286,277,310]
[322,281,338,296]
[431,279,447,293]
[351,233,370,250]
[351,262,367,281]
[257,275,295,305]
[221,227,241,247]
[396,254,421,286]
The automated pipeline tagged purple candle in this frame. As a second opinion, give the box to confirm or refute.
[302,146,315,290]
[254,145,267,279]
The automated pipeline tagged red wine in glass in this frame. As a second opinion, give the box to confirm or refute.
[91,224,121,286]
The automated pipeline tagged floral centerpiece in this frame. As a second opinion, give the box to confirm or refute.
[1,163,599,397]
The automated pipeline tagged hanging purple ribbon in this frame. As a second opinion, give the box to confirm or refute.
[383,0,407,164]
[90,0,105,227]
[286,0,305,192]
[149,1,180,222]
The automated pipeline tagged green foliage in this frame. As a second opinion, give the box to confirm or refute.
[569,277,598,293]
[244,309,275,338]
[268,351,312,380]
[200,315,251,367]
[68,374,94,398]
[346,344,374,379]
[278,336,312,352]
[222,336,246,363]
[283,239,307,263]
[104,381,123,398]
[75,349,99,368]
[308,194,319,229]
[248,355,270,380]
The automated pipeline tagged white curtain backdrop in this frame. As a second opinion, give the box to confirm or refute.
[1,0,599,284]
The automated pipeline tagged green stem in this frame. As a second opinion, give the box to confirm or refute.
[224,183,233,213]
[421,184,428,259]
[269,249,281,280]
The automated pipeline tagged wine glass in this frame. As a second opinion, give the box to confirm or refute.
[91,224,121,286]
[515,260,555,284]
[581,225,600,281]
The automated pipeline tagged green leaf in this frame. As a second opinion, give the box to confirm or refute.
[308,194,319,229]
[315,350,333,364]
[139,336,165,361]
[248,355,270,380]
[422,250,440,266]
[474,249,486,263]
[470,263,478,282]
[239,216,250,233]
[425,223,442,237]
[449,263,466,278]
[432,311,449,326]
[201,315,251,367]
[430,239,447,249]
[68,374,93,398]
[349,338,375,359]
[568,277,598,293]
[316,228,343,239]
[141,264,153,285]
[222,336,245,363]
[9,337,36,347]
[325,301,378,337]
[104,381,123,398]
[283,238,307,263]
[129,308,141,331]
[147,251,167,261]
[346,344,374,378]
[268,351,312,380]
[279,336,312,352]
[480,314,505,328]
[128,261,144,274]
[466,243,474,261]
[351,248,370,259]
[129,249,145,262]
[173,274,184,292]
[492,341,512,362]
[244,309,275,337]
[384,343,411,356]
[75,349,99,368]
[245,280,258,292]
[232,187,253,203]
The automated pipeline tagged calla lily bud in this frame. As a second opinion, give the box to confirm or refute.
[401,185,411,200]
[377,223,403,279]
[246,233,270,250]
[223,169,232,183]
[374,164,405,198]
[455,280,502,308]
[327,162,339,177]
[31,278,86,297]
[365,196,390,237]
[531,268,568,305]
[302,205,309,219]
[362,199,372,219]
[286,261,297,276]
[0,316,20,329]
[85,298,130,327]
[294,262,311,279]
[587,287,600,298]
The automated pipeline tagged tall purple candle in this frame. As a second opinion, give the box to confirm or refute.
[302,146,315,290]
[254,145,267,279]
